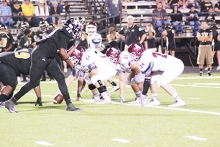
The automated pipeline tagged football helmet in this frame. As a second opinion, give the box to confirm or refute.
[20,21,29,29]
[88,32,102,49]
[64,18,82,38]
[106,47,121,64]
[127,42,144,61]
[69,47,85,65]
[86,21,97,35]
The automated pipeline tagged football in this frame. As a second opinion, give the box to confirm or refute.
[53,94,64,104]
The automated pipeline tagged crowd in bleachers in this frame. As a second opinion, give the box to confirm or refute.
[0,0,71,28]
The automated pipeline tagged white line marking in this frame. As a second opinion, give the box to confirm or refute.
[112,138,130,143]
[186,136,207,141]
[25,93,220,116]
[176,76,220,80]
[189,98,200,100]
[35,141,53,146]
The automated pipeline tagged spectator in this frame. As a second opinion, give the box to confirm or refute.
[205,7,215,25]
[103,0,122,26]
[50,1,61,26]
[163,24,176,56]
[152,2,170,36]
[171,5,184,35]
[179,0,189,9]
[64,1,70,20]
[106,26,120,43]
[145,23,156,50]
[214,0,220,13]
[35,0,50,26]
[200,0,213,13]
[188,0,200,9]
[11,1,23,27]
[168,0,179,8]
[0,0,15,28]
[187,5,201,36]
[197,20,212,76]
[118,15,147,50]
[21,0,36,27]
[212,26,220,70]
[47,0,63,13]
[0,25,14,52]
[156,0,168,9]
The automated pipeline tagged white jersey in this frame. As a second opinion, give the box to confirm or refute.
[80,49,117,84]
[138,50,180,73]
[115,51,134,73]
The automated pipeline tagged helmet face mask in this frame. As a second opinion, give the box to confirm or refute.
[68,46,86,65]
[128,43,144,61]
[88,33,102,49]
[86,21,97,35]
[106,47,121,64]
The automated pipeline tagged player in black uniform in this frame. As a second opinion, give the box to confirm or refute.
[5,18,82,113]
[35,21,48,41]
[46,23,55,35]
[0,48,42,107]
[0,25,14,52]
[18,28,33,48]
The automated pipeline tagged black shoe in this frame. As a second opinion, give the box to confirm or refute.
[5,100,17,113]
[41,79,46,81]
[66,103,82,111]
[199,72,203,76]
[208,72,212,76]
[0,101,5,108]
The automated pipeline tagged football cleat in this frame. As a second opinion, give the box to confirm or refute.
[146,98,160,106]
[110,85,119,92]
[5,100,17,113]
[66,103,82,111]
[168,100,186,107]
[0,102,5,108]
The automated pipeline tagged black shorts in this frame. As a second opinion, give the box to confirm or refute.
[0,63,17,90]
[109,15,121,24]
[214,45,220,51]
[166,43,176,51]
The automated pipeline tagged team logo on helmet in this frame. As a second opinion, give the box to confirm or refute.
[128,42,144,61]
[106,47,121,64]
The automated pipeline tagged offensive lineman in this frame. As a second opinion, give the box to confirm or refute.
[5,18,82,113]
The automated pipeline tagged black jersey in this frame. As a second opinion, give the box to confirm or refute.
[146,31,155,48]
[35,30,47,41]
[0,48,32,76]
[37,26,73,58]
[0,32,14,51]
[198,29,212,45]
[17,29,35,44]
[214,31,220,49]
[19,36,32,48]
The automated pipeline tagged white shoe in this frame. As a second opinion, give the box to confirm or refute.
[146,99,160,106]
[128,98,140,105]
[168,100,186,107]
[64,68,67,72]
[217,66,220,70]
[96,98,112,104]
[120,95,125,104]
[84,96,100,103]
[110,85,119,92]
[205,67,212,70]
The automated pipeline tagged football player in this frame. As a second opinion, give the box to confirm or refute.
[0,48,42,107]
[0,25,14,52]
[35,21,48,41]
[128,42,186,107]
[5,18,82,113]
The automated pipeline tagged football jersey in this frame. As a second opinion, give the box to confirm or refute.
[138,50,179,74]
[80,49,110,73]
[116,51,133,73]
[0,48,33,75]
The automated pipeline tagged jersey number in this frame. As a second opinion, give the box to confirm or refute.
[152,52,167,58]
[14,49,30,59]
[66,27,72,33]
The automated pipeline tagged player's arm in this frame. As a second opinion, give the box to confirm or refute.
[67,45,76,56]
[59,48,74,68]
[4,44,13,52]
[128,62,140,80]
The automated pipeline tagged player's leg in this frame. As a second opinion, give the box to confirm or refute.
[46,59,81,111]
[76,76,85,101]
[107,79,119,92]
[34,85,42,106]
[216,50,220,70]
[197,46,205,76]
[118,73,126,103]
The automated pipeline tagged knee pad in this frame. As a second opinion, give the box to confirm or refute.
[98,86,107,94]
[88,84,96,91]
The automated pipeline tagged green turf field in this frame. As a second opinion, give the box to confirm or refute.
[1,73,220,147]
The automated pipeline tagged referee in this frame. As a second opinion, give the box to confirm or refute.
[118,15,147,50]
[197,20,213,76]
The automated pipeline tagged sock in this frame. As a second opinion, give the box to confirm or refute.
[93,92,99,98]
[152,93,158,100]
[11,97,18,103]
[172,93,180,101]
[111,81,117,87]
[0,94,8,102]
[199,69,203,73]
[208,68,211,73]
[135,91,142,98]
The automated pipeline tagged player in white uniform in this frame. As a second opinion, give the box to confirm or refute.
[80,33,118,103]
[128,42,186,107]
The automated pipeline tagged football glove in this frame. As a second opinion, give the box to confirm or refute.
[35,97,42,106]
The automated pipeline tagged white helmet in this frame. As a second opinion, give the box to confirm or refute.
[88,33,102,49]
[86,21,97,35]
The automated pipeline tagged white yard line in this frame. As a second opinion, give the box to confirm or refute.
[34,141,53,146]
[186,136,207,141]
[112,138,130,143]
[25,93,220,116]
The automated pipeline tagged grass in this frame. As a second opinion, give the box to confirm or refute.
[1,73,220,147]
